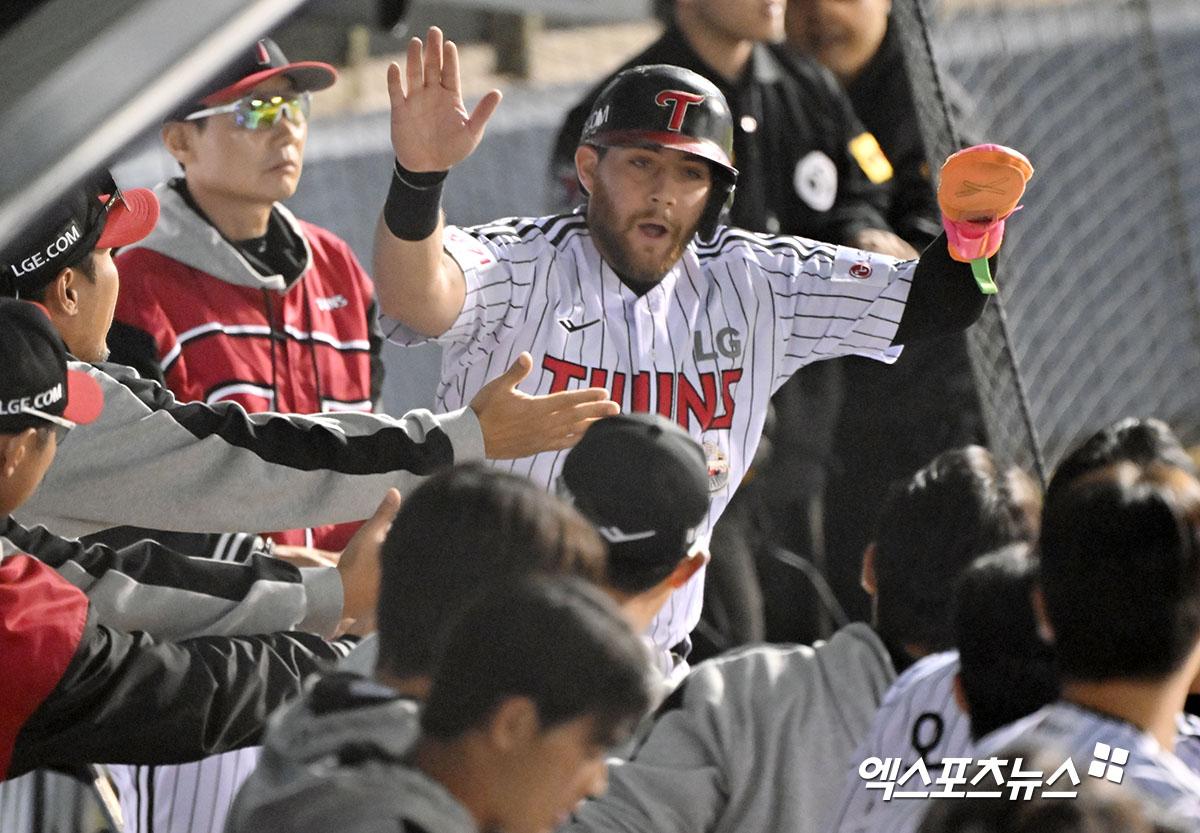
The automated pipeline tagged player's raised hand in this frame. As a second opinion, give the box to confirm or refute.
[387,26,503,173]
[334,488,402,632]
[470,352,620,459]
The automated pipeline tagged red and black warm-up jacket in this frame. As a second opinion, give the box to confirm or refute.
[1,553,345,781]
[109,181,386,551]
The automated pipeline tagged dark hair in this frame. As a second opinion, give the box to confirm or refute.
[917,745,1173,833]
[3,249,95,303]
[376,464,607,679]
[872,446,1040,652]
[1048,418,1194,505]
[421,575,652,743]
[1039,462,1200,680]
[953,545,1059,740]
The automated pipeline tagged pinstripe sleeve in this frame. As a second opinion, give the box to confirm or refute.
[760,237,915,385]
[381,221,539,355]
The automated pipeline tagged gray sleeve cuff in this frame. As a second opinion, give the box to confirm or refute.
[435,406,484,462]
[297,566,343,637]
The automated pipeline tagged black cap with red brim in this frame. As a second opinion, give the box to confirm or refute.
[0,170,158,297]
[0,299,104,432]
[170,38,337,120]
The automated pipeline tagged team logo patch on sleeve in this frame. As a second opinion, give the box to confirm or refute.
[849,132,894,184]
[832,246,893,287]
[443,226,495,272]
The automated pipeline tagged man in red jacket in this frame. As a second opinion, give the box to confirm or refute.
[110,38,379,553]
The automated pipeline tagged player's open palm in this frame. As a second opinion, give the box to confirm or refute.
[387,26,502,173]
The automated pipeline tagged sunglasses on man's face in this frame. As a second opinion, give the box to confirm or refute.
[184,91,311,131]
[20,405,75,446]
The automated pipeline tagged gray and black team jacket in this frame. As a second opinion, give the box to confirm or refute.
[2,553,356,781]
[226,672,477,833]
[564,623,896,833]
[1,515,343,638]
[14,359,482,541]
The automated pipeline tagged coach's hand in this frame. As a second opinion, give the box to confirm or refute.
[335,488,401,633]
[387,25,502,173]
[470,352,619,459]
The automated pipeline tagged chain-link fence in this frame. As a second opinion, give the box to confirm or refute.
[897,0,1200,477]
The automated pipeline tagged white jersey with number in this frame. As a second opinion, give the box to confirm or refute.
[383,214,914,653]
[827,650,972,833]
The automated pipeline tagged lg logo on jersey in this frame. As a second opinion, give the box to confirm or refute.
[693,327,742,361]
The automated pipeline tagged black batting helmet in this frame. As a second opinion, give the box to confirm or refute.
[579,64,738,240]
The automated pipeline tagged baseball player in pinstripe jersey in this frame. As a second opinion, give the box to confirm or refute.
[828,544,1059,833]
[975,460,1200,827]
[374,28,1029,664]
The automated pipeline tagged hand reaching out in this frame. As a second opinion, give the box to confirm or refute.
[388,26,503,173]
[336,489,402,628]
[469,352,620,459]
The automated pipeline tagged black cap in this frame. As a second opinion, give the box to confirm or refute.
[169,38,337,121]
[0,299,103,433]
[559,414,710,594]
[0,170,158,298]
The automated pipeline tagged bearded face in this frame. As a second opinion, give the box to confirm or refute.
[581,145,712,295]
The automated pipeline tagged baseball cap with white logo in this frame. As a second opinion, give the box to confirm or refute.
[558,413,711,594]
[0,299,103,435]
[0,170,158,298]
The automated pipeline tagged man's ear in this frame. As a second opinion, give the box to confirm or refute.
[1031,585,1055,643]
[861,542,878,597]
[41,268,77,316]
[575,145,600,195]
[161,121,195,166]
[486,696,540,753]
[666,550,709,589]
[0,429,36,477]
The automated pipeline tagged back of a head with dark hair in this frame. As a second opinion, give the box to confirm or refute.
[1047,418,1194,504]
[953,545,1059,740]
[420,575,652,743]
[1039,462,1200,681]
[376,464,607,680]
[917,745,1174,833]
[872,446,1040,652]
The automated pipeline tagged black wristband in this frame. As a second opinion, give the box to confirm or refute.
[383,160,448,241]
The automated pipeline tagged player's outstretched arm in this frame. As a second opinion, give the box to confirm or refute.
[469,352,619,459]
[373,26,502,338]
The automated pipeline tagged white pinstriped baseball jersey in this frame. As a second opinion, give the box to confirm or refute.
[109,749,261,833]
[384,214,914,654]
[107,637,358,833]
[980,701,1200,825]
[827,650,973,833]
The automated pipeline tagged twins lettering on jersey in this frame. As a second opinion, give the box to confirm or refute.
[543,355,742,431]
